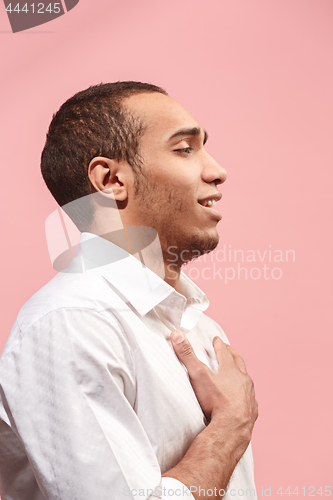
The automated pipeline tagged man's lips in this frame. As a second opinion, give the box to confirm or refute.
[197,193,222,220]
[197,193,222,205]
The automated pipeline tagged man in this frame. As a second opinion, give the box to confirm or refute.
[0,82,258,500]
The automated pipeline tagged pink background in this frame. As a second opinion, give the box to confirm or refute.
[0,0,332,496]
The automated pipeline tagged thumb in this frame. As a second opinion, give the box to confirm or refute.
[170,330,201,373]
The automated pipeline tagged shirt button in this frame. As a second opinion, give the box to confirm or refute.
[170,299,176,305]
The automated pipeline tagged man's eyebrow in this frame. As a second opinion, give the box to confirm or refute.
[168,127,208,145]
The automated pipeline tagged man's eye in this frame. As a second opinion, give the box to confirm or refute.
[175,147,193,154]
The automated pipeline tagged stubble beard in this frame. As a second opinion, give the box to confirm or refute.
[163,232,219,275]
[135,171,219,271]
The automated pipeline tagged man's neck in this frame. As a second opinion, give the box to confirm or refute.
[163,261,181,290]
[90,227,183,290]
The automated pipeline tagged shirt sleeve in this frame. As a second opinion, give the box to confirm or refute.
[158,478,195,499]
[0,308,194,500]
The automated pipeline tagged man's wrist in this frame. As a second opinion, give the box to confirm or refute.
[207,412,252,458]
[161,418,244,499]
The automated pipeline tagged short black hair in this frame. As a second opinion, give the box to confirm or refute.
[41,81,168,212]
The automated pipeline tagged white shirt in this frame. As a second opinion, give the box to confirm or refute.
[0,233,256,500]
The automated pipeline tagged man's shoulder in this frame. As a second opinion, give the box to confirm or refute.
[17,271,99,329]
[1,272,119,361]
[3,270,113,356]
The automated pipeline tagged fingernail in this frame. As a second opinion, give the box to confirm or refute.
[171,330,185,344]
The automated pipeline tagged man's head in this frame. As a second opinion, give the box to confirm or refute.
[41,81,167,226]
[41,82,227,267]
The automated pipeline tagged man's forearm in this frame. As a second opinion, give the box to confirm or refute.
[162,418,249,500]
[165,332,258,499]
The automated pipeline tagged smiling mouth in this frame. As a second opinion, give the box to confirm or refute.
[198,199,217,208]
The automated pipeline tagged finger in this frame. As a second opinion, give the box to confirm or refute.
[224,343,248,374]
[213,338,248,374]
[171,330,203,374]
[212,336,235,365]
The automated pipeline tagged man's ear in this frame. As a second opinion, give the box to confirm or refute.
[88,157,130,201]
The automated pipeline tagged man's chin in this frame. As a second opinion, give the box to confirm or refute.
[188,233,219,260]
[165,233,219,267]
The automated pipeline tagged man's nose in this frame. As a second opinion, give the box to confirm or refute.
[202,152,227,186]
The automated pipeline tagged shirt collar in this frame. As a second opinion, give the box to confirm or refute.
[75,232,209,325]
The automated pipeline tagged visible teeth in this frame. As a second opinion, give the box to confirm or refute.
[202,199,216,207]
